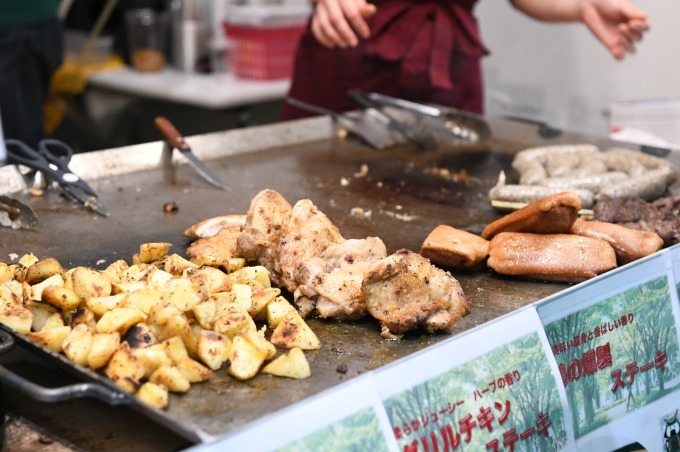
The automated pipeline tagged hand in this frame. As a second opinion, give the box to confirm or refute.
[579,0,649,60]
[311,0,377,48]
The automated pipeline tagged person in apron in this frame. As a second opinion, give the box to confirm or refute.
[282,0,648,120]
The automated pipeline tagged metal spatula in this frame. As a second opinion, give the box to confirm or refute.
[285,97,398,150]
[365,92,492,142]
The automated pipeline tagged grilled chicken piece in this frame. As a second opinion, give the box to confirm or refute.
[183,214,246,239]
[294,237,387,319]
[363,249,470,338]
[236,189,293,286]
[277,199,344,293]
[186,227,241,267]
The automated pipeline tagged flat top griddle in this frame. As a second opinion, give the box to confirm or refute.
[0,117,662,447]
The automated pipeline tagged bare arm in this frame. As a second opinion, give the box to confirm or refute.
[310,0,377,48]
[510,0,649,60]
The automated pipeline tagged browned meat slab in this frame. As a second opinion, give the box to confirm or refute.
[420,225,489,271]
[570,219,664,265]
[481,192,582,240]
[488,232,617,283]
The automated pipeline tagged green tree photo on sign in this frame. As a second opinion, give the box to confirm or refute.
[546,275,680,439]
[276,407,389,452]
[383,332,567,451]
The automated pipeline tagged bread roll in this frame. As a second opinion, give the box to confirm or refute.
[481,192,582,240]
[488,232,617,283]
[420,225,489,271]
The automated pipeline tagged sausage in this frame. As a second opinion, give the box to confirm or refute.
[421,225,490,271]
[596,167,676,201]
[543,172,629,192]
[489,182,595,208]
[512,159,546,185]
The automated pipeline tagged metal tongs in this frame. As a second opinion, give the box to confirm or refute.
[347,90,438,151]
[285,97,398,150]
[364,92,492,142]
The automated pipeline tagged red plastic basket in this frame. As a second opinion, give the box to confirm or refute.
[224,22,305,80]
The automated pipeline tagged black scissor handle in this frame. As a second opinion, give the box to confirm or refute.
[4,139,53,174]
[38,139,74,169]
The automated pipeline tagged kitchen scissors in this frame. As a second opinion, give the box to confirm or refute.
[5,138,109,217]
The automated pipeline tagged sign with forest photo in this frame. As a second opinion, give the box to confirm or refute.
[544,274,680,439]
[382,332,568,451]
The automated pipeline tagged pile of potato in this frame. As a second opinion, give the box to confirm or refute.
[0,243,321,410]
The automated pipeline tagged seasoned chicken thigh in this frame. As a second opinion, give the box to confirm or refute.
[294,237,387,319]
[363,249,470,338]
[277,199,344,293]
[236,189,292,286]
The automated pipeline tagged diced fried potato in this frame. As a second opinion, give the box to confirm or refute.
[133,347,173,378]
[266,296,296,329]
[0,306,33,334]
[228,335,266,380]
[261,348,311,379]
[62,323,94,366]
[197,330,230,371]
[27,325,71,352]
[162,336,189,363]
[18,252,39,268]
[161,278,202,312]
[86,293,127,316]
[229,266,271,288]
[25,301,57,332]
[103,259,129,283]
[230,284,252,312]
[122,322,158,348]
[125,289,163,315]
[145,269,174,291]
[96,307,145,335]
[70,267,112,299]
[270,311,321,350]
[41,286,81,311]
[5,279,24,303]
[0,282,22,309]
[183,266,232,296]
[71,307,97,329]
[136,382,169,409]
[25,258,64,285]
[42,312,65,330]
[158,316,198,357]
[119,264,155,284]
[105,342,145,393]
[213,303,255,339]
[111,281,147,294]
[250,287,280,319]
[149,365,190,393]
[0,264,14,283]
[139,242,172,264]
[225,258,246,273]
[87,332,121,369]
[146,304,182,328]
[30,274,64,302]
[164,254,198,275]
[241,327,276,360]
[192,300,216,330]
[175,357,215,383]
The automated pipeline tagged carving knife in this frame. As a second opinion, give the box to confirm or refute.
[154,116,230,191]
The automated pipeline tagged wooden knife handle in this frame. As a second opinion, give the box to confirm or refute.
[154,116,189,151]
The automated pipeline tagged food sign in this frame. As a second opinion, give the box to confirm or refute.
[539,251,680,452]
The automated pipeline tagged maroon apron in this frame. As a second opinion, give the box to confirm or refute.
[282,0,488,120]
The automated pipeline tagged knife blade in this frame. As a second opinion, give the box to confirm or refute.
[0,195,38,230]
[154,116,231,191]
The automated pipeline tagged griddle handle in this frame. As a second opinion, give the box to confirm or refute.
[0,330,130,406]
[154,116,190,152]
